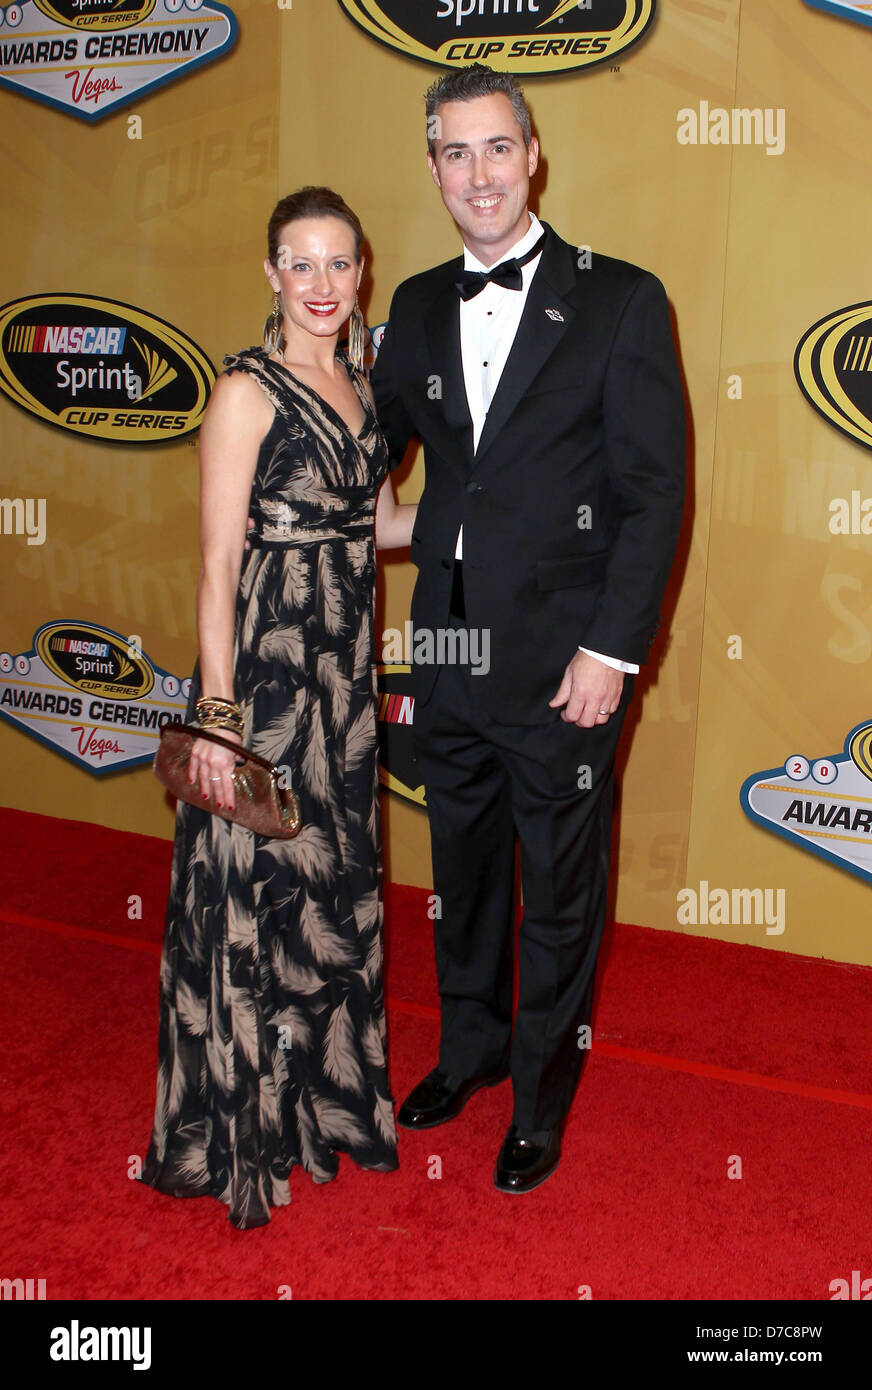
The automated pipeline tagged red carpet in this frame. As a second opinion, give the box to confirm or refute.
[1,805,871,1300]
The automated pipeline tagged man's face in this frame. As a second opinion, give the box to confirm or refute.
[427,92,539,266]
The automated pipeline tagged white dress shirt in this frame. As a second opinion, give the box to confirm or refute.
[456,212,638,675]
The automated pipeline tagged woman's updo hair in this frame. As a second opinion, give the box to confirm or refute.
[267,186,364,265]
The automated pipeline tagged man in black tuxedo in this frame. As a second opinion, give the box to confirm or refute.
[371,64,685,1193]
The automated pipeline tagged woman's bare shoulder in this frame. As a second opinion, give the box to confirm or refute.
[205,352,275,423]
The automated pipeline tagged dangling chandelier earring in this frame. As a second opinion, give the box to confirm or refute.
[347,295,366,373]
[263,290,283,354]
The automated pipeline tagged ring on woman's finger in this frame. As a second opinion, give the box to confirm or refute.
[209,775,222,782]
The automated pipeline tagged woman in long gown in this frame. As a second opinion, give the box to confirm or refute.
[140,187,415,1229]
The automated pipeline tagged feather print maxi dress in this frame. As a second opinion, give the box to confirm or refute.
[140,346,398,1229]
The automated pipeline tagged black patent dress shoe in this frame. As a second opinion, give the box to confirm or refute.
[494,1124,561,1194]
[397,1064,509,1130]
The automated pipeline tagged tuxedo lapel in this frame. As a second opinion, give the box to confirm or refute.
[472,224,577,471]
[424,264,474,474]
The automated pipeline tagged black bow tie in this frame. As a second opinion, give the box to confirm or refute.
[455,231,546,300]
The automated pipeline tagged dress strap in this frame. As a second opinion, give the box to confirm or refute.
[222,347,296,415]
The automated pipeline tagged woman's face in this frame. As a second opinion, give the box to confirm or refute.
[264,216,362,351]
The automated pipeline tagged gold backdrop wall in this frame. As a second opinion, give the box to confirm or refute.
[2,1,870,963]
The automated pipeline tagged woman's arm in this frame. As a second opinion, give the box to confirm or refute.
[189,371,273,807]
[197,371,271,692]
[374,475,416,549]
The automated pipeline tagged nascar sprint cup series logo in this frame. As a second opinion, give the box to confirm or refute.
[337,0,656,74]
[795,301,872,453]
[0,0,236,122]
[0,620,189,773]
[0,294,214,442]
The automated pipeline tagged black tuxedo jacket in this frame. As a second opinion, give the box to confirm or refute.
[371,221,686,724]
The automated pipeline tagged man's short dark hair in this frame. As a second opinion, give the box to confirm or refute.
[425,64,533,155]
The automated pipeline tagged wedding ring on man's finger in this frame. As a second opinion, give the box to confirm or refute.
[598,709,609,716]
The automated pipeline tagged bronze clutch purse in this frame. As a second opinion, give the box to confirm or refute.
[154,721,302,839]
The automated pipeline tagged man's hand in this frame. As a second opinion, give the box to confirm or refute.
[243,515,255,551]
[549,651,624,728]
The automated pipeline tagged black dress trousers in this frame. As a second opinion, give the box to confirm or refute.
[412,615,632,1133]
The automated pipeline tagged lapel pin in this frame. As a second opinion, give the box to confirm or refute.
[545,308,564,322]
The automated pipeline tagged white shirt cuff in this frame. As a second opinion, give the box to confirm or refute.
[579,646,639,674]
